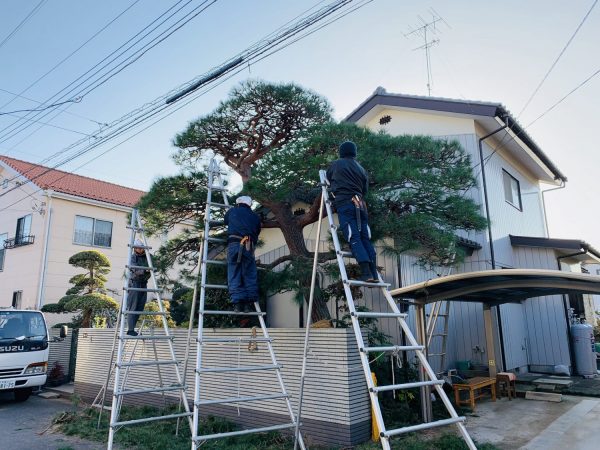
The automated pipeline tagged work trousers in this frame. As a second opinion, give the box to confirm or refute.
[337,203,376,264]
[227,241,258,303]
[127,280,148,330]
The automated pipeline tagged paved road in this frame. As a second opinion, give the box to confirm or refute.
[0,391,103,450]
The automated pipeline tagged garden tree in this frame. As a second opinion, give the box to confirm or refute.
[138,80,486,323]
[42,250,118,328]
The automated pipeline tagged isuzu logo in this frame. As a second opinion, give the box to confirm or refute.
[0,345,25,352]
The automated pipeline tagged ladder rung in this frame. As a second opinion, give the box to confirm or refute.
[431,333,448,337]
[208,185,227,191]
[199,337,273,344]
[194,423,296,441]
[120,335,173,341]
[203,259,227,266]
[208,220,225,227]
[124,287,161,293]
[361,345,424,353]
[337,250,353,257]
[116,384,186,396]
[352,311,407,319]
[197,364,280,374]
[207,201,231,209]
[345,280,390,288]
[199,310,265,317]
[383,416,465,438]
[126,225,145,231]
[112,412,192,427]
[196,393,288,406]
[127,243,152,249]
[372,380,444,393]
[428,353,446,357]
[117,359,178,368]
[201,284,228,290]
[126,265,156,271]
[122,311,167,316]
[206,237,226,243]
[426,313,449,317]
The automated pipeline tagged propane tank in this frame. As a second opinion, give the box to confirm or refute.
[571,322,596,378]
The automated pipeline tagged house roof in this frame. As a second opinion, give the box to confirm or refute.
[344,88,567,183]
[390,269,600,305]
[0,155,145,207]
[510,235,600,264]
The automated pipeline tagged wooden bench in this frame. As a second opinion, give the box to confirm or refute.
[452,376,496,411]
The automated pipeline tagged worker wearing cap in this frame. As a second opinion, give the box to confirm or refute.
[326,141,378,282]
[126,239,152,335]
[224,196,262,313]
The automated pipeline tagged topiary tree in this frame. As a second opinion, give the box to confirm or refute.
[42,250,118,328]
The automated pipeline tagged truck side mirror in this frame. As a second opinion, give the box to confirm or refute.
[59,325,68,339]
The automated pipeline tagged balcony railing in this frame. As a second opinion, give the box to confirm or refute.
[3,235,35,249]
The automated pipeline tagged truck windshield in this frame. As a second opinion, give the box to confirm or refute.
[0,311,47,339]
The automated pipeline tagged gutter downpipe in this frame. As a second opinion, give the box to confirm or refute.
[478,120,509,372]
[36,191,53,310]
[556,250,586,373]
[541,181,566,237]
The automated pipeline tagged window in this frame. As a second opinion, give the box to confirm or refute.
[12,291,22,309]
[74,216,113,247]
[502,170,522,210]
[0,233,6,271]
[15,214,32,245]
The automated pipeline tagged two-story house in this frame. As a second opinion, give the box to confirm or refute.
[259,89,599,375]
[0,156,184,324]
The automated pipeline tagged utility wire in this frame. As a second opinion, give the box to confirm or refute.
[0,98,82,116]
[0,0,48,50]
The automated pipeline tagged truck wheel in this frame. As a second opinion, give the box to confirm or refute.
[14,387,32,402]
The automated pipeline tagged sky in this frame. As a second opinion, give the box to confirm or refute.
[0,0,599,248]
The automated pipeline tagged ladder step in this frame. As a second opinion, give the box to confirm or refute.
[112,412,192,427]
[120,335,173,341]
[127,243,152,249]
[426,313,449,317]
[208,185,227,191]
[201,284,228,290]
[208,220,225,227]
[196,393,288,406]
[117,359,178,368]
[203,259,227,266]
[361,345,424,353]
[122,311,167,316]
[383,416,465,438]
[206,237,226,243]
[372,380,444,393]
[194,423,296,441]
[431,333,448,337]
[199,337,273,344]
[197,364,281,374]
[126,265,156,271]
[345,280,390,288]
[207,201,231,209]
[199,310,265,317]
[116,384,186,396]
[124,287,162,293]
[428,353,446,357]
[126,225,145,231]
[337,250,353,257]
[352,311,407,319]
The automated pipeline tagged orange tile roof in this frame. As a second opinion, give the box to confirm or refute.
[0,155,145,207]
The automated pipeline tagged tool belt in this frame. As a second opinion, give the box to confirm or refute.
[230,234,253,263]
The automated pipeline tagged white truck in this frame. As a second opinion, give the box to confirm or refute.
[0,308,64,401]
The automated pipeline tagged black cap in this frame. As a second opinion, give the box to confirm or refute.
[339,141,357,158]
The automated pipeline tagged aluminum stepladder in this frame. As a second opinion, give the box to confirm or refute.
[191,159,305,449]
[102,208,192,449]
[295,170,476,450]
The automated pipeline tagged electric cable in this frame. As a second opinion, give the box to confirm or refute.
[0,0,48,50]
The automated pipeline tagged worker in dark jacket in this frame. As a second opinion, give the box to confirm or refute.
[127,239,152,336]
[326,141,378,282]
[224,196,262,312]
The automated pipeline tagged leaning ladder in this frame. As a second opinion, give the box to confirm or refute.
[191,159,305,449]
[103,209,192,449]
[295,171,476,450]
[426,300,450,376]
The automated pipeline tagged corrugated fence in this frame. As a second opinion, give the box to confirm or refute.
[48,327,72,379]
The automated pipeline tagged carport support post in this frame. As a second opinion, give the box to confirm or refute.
[415,302,433,422]
[483,304,498,378]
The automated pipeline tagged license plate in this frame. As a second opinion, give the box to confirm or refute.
[0,379,16,389]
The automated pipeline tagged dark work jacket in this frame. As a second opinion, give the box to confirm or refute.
[130,252,151,283]
[326,157,369,208]
[224,204,262,244]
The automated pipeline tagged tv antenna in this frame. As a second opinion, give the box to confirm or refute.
[404,8,450,96]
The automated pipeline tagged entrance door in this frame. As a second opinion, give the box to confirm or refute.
[499,303,529,370]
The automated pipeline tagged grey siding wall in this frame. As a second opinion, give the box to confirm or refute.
[74,328,369,447]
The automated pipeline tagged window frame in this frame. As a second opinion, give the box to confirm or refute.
[73,215,113,248]
[15,213,32,244]
[502,169,522,211]
[0,232,7,271]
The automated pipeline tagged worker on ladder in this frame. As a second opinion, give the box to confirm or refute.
[224,196,261,313]
[126,239,151,336]
[326,141,378,282]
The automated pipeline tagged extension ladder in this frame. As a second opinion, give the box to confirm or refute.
[426,300,450,376]
[99,209,193,449]
[295,170,476,450]
[191,159,305,449]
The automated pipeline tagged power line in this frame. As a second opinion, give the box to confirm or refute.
[518,0,598,118]
[0,98,82,116]
[0,0,48,50]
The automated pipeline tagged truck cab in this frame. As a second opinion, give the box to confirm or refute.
[0,309,50,401]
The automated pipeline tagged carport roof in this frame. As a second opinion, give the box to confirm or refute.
[389,269,600,305]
